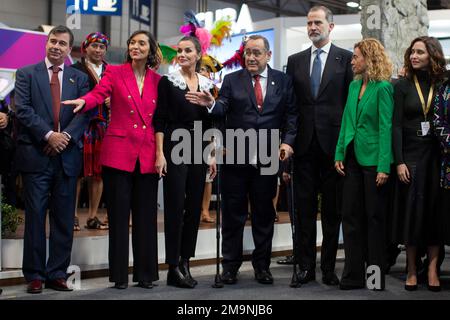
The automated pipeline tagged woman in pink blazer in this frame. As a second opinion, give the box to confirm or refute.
[64,30,161,290]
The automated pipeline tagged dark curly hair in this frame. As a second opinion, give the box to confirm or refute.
[404,36,447,83]
[126,30,161,69]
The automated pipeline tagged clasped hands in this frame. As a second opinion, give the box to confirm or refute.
[44,132,70,156]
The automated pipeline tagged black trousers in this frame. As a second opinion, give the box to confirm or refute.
[294,135,342,273]
[22,156,77,282]
[221,165,278,273]
[163,159,206,265]
[102,164,159,284]
[340,146,390,288]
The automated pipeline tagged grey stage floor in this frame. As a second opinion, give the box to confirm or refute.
[1,250,449,301]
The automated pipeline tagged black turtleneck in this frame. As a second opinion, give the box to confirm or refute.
[392,70,435,165]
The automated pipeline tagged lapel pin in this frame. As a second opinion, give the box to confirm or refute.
[69,78,75,83]
[271,81,275,85]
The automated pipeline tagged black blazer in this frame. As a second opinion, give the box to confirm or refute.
[287,44,353,156]
[212,66,298,165]
[14,61,89,176]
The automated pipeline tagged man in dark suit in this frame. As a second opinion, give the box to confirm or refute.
[286,6,353,286]
[14,25,89,294]
[187,35,298,284]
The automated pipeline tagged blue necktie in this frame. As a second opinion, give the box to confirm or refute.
[311,48,323,98]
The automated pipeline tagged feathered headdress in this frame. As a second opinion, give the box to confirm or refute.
[158,43,177,64]
[201,54,223,73]
[179,10,212,54]
[222,36,247,69]
[210,19,232,47]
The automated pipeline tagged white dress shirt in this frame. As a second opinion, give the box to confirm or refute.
[45,57,65,97]
[87,60,103,78]
[251,66,268,101]
[309,41,332,78]
[208,66,269,113]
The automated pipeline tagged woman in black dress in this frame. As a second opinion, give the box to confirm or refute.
[392,36,447,291]
[153,36,215,288]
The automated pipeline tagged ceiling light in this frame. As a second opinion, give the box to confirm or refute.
[346,2,359,8]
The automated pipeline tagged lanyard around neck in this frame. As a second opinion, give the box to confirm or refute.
[413,74,434,120]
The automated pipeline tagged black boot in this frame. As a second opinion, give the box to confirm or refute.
[179,258,198,286]
[167,265,195,289]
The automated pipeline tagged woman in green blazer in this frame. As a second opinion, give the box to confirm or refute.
[335,38,394,290]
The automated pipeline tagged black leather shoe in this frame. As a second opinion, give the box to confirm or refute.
[221,271,238,285]
[113,282,128,289]
[276,255,295,265]
[322,272,340,286]
[179,258,198,286]
[255,269,273,284]
[167,266,195,288]
[137,281,153,289]
[298,269,316,284]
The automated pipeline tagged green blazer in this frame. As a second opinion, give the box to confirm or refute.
[335,79,394,173]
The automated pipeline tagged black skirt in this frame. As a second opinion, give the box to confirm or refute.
[391,139,442,246]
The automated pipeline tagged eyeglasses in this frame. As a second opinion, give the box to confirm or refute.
[244,49,266,58]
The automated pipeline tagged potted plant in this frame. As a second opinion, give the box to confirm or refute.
[1,198,22,237]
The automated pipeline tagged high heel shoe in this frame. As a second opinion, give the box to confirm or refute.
[179,258,198,286]
[427,284,441,292]
[405,272,418,291]
[404,284,418,291]
[427,270,441,292]
[167,266,195,289]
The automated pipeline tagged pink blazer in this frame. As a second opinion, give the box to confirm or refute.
[82,63,161,174]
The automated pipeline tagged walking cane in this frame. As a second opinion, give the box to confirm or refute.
[287,156,301,288]
[212,128,224,288]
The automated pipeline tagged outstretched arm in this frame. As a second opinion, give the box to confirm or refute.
[62,65,114,113]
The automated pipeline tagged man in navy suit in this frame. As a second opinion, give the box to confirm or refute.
[15,25,89,294]
[286,6,353,286]
[187,35,298,284]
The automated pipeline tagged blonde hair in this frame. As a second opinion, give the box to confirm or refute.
[354,38,393,82]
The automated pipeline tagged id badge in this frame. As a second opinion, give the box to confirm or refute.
[420,121,430,136]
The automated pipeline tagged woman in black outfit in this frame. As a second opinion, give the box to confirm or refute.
[153,36,215,288]
[391,36,447,291]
